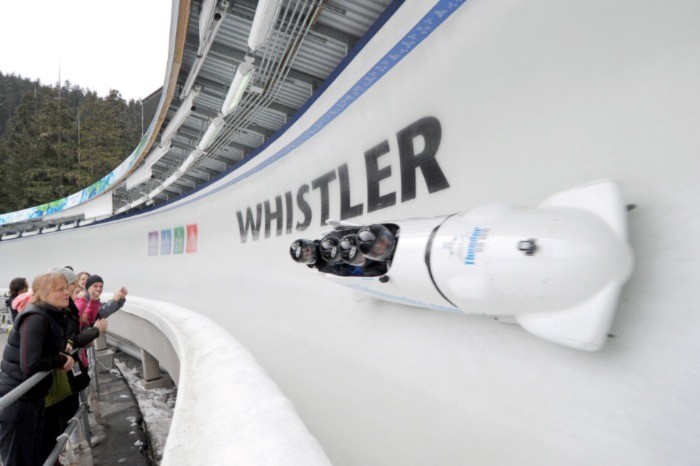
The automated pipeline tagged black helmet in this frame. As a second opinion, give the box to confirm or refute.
[289,239,317,264]
[319,233,342,264]
[358,224,396,261]
[339,234,366,266]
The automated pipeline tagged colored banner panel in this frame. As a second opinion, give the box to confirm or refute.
[147,231,159,256]
[0,129,152,225]
[161,229,172,255]
[173,226,185,254]
[186,224,198,253]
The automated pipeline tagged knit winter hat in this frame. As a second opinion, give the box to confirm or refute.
[85,275,104,291]
[48,267,77,285]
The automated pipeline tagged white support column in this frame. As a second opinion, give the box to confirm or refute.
[94,332,107,351]
[95,332,114,373]
[140,349,173,389]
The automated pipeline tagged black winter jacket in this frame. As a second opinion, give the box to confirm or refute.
[66,298,99,348]
[0,302,72,400]
[4,295,18,321]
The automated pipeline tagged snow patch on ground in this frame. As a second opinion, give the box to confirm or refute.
[115,358,176,463]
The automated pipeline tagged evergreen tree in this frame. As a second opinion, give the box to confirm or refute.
[0,72,40,136]
[0,87,44,210]
[0,75,142,214]
[22,85,80,204]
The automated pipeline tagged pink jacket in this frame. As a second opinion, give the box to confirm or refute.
[75,296,101,367]
[75,297,100,329]
[12,291,33,312]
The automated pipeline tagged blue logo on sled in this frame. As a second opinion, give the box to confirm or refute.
[465,227,482,265]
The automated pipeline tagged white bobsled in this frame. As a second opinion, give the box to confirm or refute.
[292,180,634,351]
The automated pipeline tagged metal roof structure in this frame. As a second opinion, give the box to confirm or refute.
[114,0,391,210]
[0,0,393,238]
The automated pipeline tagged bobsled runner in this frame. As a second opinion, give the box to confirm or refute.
[290,180,634,351]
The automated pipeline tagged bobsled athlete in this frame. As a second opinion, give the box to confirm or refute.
[357,224,397,261]
[290,238,360,275]
[290,231,388,277]
[317,233,366,275]
[291,223,397,277]
[290,239,319,266]
[337,233,388,276]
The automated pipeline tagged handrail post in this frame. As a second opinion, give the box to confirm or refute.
[41,404,92,466]
[94,332,107,351]
[87,346,107,429]
[75,396,94,466]
[78,390,92,448]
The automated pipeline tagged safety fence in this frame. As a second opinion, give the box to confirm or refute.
[0,345,97,466]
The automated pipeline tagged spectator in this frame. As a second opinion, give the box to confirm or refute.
[75,275,127,327]
[40,268,107,463]
[0,272,75,466]
[5,277,28,321]
[71,285,82,302]
[75,271,90,298]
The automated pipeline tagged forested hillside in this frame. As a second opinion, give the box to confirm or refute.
[0,72,142,214]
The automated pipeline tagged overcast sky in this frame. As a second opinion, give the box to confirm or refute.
[0,0,172,101]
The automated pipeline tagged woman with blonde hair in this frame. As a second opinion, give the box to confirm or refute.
[40,268,107,463]
[0,272,75,466]
[73,271,90,300]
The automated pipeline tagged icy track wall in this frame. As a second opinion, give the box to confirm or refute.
[2,1,699,464]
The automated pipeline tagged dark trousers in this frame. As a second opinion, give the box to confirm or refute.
[40,393,80,464]
[0,397,45,466]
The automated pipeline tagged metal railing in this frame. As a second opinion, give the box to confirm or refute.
[42,399,92,466]
[0,346,96,466]
[0,370,52,412]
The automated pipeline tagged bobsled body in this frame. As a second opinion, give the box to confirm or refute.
[316,181,634,351]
